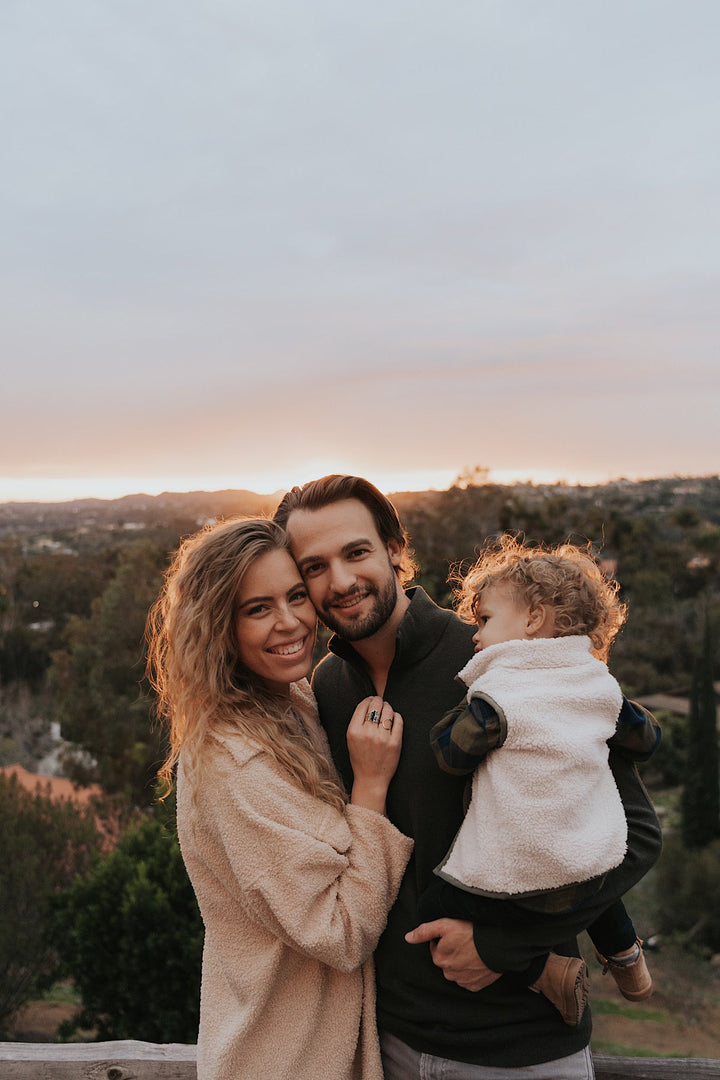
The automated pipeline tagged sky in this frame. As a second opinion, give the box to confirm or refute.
[2,0,718,503]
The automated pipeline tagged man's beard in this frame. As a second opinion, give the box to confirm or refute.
[320,568,399,641]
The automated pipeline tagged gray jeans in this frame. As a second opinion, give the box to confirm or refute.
[380,1032,595,1080]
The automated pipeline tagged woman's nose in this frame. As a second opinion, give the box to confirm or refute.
[275,604,301,629]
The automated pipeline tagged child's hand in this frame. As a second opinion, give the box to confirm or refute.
[347,696,403,814]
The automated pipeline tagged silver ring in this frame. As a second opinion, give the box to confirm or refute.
[368,710,380,724]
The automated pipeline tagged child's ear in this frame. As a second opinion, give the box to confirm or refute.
[527,604,553,637]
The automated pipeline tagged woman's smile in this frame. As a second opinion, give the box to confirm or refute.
[267,636,310,656]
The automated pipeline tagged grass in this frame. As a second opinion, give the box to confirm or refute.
[39,982,81,1007]
[591,999,676,1024]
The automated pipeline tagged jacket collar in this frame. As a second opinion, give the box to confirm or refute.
[326,586,460,670]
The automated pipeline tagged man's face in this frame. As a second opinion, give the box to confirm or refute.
[285,498,404,641]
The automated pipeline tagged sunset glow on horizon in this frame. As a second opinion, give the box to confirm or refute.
[0,464,694,506]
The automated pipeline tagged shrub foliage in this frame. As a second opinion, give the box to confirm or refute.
[0,774,102,1032]
[54,812,203,1042]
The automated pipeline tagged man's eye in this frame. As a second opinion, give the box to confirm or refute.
[348,547,369,559]
[303,563,324,577]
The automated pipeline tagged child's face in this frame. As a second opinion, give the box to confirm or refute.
[471,585,534,652]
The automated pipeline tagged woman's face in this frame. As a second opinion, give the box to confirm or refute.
[234,547,317,693]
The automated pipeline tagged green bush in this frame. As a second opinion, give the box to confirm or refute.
[54,812,203,1042]
[653,835,720,954]
[0,774,102,1033]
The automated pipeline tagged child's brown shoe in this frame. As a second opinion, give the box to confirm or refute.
[529,952,590,1026]
[594,939,653,1001]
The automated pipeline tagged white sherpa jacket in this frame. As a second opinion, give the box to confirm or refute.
[436,636,626,897]
[177,680,413,1080]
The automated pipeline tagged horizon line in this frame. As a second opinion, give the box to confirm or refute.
[1,470,717,508]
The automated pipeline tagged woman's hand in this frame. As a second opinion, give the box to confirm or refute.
[347,696,403,815]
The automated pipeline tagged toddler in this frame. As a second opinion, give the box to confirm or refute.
[419,535,660,1025]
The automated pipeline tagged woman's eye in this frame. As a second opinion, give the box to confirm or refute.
[290,590,308,604]
[246,604,268,616]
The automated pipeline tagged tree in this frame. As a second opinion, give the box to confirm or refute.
[0,545,117,687]
[654,835,720,953]
[50,541,167,805]
[453,465,491,489]
[0,626,50,687]
[681,612,720,849]
[0,774,103,1033]
[54,810,203,1043]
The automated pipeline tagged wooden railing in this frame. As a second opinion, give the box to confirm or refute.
[0,1041,195,1078]
[1,1042,719,1078]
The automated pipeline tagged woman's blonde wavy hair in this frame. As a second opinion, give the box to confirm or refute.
[147,517,346,812]
[452,534,627,661]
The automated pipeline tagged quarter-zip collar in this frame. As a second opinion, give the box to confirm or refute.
[326,586,460,677]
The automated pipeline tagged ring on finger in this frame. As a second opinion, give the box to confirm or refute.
[368,709,380,724]
[381,717,393,730]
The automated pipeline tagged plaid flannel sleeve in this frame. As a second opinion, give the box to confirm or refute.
[429,693,507,775]
[609,698,662,762]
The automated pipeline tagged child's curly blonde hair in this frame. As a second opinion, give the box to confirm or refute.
[453,534,627,661]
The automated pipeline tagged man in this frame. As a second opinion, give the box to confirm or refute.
[274,475,662,1079]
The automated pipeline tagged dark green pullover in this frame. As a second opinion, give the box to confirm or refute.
[312,587,662,1068]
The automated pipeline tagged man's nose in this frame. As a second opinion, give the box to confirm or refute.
[329,560,357,595]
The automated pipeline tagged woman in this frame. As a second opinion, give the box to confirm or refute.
[147,517,412,1080]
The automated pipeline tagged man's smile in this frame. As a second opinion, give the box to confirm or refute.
[328,588,373,612]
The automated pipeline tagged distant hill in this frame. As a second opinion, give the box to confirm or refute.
[1,475,718,554]
[2,474,717,521]
[0,489,283,536]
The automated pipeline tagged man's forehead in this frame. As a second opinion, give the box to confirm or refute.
[285,499,380,549]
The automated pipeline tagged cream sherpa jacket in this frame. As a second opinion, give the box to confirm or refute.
[177,681,413,1080]
[437,636,626,897]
